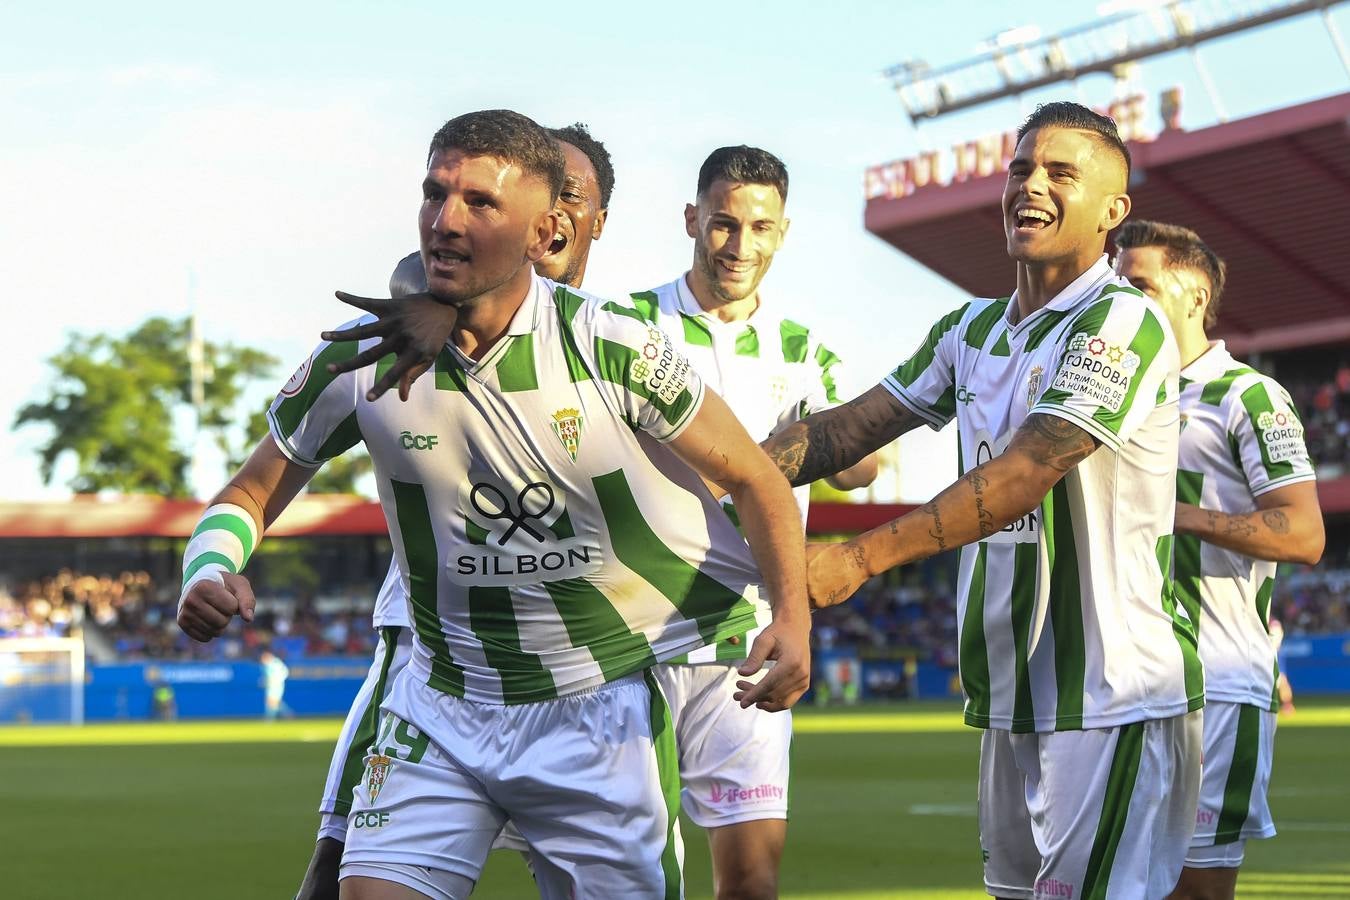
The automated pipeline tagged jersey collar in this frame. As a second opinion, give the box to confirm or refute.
[1180,340,1232,381]
[1007,254,1116,334]
[509,274,547,336]
[675,272,762,326]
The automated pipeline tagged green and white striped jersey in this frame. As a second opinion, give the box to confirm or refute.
[267,274,770,704]
[627,275,843,662]
[883,256,1203,733]
[1176,341,1315,711]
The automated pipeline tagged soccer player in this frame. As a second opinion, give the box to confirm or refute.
[1113,221,1323,900]
[633,145,877,900]
[760,102,1205,898]
[178,109,810,900]
[294,122,614,900]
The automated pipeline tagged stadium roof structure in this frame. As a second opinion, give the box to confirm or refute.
[865,91,1350,355]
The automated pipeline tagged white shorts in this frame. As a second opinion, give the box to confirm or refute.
[317,626,413,841]
[1186,700,1277,867]
[654,662,791,827]
[979,710,1202,900]
[340,668,684,899]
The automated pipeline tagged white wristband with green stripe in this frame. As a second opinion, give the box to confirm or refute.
[181,503,260,599]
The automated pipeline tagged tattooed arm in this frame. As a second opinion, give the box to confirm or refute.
[805,413,1099,608]
[762,386,927,487]
[1175,481,1324,565]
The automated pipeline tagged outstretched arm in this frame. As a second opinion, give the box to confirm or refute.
[762,386,928,487]
[1175,481,1324,565]
[807,414,1099,607]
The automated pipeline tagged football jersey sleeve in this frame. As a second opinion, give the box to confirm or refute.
[1230,377,1316,496]
[880,303,969,430]
[799,341,844,418]
[266,318,370,467]
[590,302,706,443]
[1031,293,1175,450]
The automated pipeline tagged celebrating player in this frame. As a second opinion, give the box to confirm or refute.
[178,109,810,900]
[632,145,876,900]
[294,123,615,900]
[1114,220,1324,900]
[759,102,1204,898]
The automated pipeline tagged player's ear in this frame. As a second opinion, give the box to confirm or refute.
[1102,193,1130,233]
[592,207,608,241]
[527,209,560,263]
[777,216,791,248]
[1193,286,1210,320]
[684,203,698,239]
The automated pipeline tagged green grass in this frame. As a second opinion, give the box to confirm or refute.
[2,701,1348,899]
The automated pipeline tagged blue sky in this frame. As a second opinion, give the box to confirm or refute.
[4,0,1349,501]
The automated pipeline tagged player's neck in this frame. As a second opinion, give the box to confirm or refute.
[1012,253,1100,324]
[452,266,534,361]
[1177,326,1213,369]
[683,271,760,323]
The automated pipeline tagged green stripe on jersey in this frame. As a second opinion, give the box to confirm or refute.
[1158,532,1204,705]
[1010,542,1038,732]
[963,299,1007,351]
[681,313,714,348]
[496,335,539,392]
[1023,309,1073,351]
[272,340,360,437]
[779,319,810,363]
[435,348,470,392]
[390,479,466,696]
[1200,367,1257,406]
[1215,704,1261,843]
[544,577,657,682]
[1043,482,1085,730]
[553,298,593,384]
[592,469,756,645]
[629,291,659,323]
[1240,381,1296,482]
[1081,721,1145,898]
[892,304,967,388]
[735,325,760,358]
[990,332,1011,357]
[1174,470,1206,630]
[332,625,401,816]
[959,544,991,726]
[645,669,684,900]
[316,411,362,461]
[1094,307,1165,435]
[815,344,841,404]
[464,519,556,702]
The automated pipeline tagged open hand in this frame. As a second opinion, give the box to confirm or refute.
[321,292,458,401]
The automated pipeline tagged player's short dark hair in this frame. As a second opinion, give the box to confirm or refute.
[1017,101,1132,181]
[1116,219,1228,328]
[428,109,566,200]
[696,145,789,203]
[548,123,615,210]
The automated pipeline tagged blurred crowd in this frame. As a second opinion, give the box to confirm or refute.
[4,560,1350,663]
[0,569,381,660]
[1283,359,1350,476]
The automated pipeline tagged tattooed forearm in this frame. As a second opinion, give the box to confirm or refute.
[922,500,948,552]
[969,471,996,537]
[763,386,929,486]
[1018,414,1099,473]
[1262,509,1290,534]
[765,430,809,483]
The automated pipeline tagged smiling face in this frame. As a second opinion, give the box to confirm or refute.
[534,140,607,289]
[1003,126,1130,268]
[418,148,557,305]
[685,180,788,307]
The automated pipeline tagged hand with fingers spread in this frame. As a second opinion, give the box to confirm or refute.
[805,540,869,610]
[322,292,458,402]
[732,618,811,712]
[177,573,257,643]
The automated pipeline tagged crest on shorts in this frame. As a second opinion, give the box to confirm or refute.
[365,753,392,803]
[550,408,584,462]
[1026,366,1044,407]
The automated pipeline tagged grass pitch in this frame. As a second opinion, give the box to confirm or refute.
[3,702,1348,899]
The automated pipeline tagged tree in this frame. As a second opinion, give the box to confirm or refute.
[16,317,277,497]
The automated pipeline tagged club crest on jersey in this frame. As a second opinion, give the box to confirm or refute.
[1255,409,1305,463]
[550,408,584,462]
[1052,332,1137,413]
[279,357,312,397]
[1026,366,1044,408]
[365,754,392,803]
